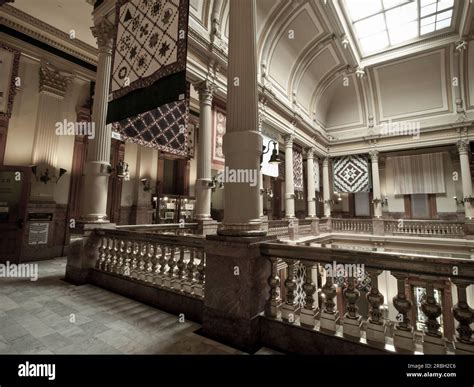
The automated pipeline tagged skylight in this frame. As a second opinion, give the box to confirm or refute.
[344,0,455,55]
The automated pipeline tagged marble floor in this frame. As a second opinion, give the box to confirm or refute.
[0,258,278,355]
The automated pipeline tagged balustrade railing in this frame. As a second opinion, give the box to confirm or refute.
[94,229,205,298]
[384,220,464,238]
[332,218,373,233]
[116,223,199,235]
[261,242,474,354]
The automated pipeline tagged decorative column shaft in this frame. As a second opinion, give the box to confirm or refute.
[284,134,295,218]
[322,157,331,218]
[306,148,316,218]
[81,18,114,223]
[194,81,214,220]
[219,0,263,236]
[370,150,382,218]
[457,140,473,219]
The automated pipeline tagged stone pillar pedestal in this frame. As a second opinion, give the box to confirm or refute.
[372,218,384,235]
[308,217,320,236]
[464,219,474,239]
[197,219,218,235]
[202,234,272,351]
[319,310,339,333]
[393,328,415,352]
[366,321,386,345]
[423,334,446,354]
[343,316,363,338]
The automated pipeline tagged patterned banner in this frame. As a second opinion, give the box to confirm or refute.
[293,147,304,192]
[0,43,20,121]
[111,93,189,155]
[333,155,371,193]
[107,0,189,132]
[211,105,226,170]
[314,159,320,193]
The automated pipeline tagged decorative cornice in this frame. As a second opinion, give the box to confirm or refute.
[0,4,98,66]
[39,62,73,97]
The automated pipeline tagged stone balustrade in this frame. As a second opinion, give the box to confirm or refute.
[261,242,474,354]
[384,220,465,238]
[332,218,373,233]
[116,223,199,235]
[94,229,206,298]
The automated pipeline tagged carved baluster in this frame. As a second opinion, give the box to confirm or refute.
[343,272,362,338]
[114,239,124,274]
[281,260,300,323]
[366,269,386,344]
[265,257,282,318]
[109,237,118,272]
[122,240,132,276]
[144,243,154,282]
[421,279,446,354]
[452,279,474,354]
[130,242,140,279]
[96,236,107,269]
[193,250,205,297]
[104,237,113,272]
[319,264,339,332]
[163,246,176,288]
[136,242,146,280]
[300,262,317,327]
[392,272,415,352]
[172,247,186,291]
[152,243,161,284]
[157,245,168,286]
[183,249,196,294]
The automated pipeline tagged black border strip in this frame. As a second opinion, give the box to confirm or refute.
[0,24,97,72]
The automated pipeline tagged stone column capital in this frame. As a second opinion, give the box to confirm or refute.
[91,18,115,52]
[306,147,316,159]
[39,62,73,97]
[194,81,215,106]
[322,156,330,167]
[284,134,295,148]
[457,140,470,155]
[369,149,379,162]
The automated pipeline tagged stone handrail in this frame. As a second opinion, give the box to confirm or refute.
[116,223,199,234]
[332,218,373,233]
[384,219,464,237]
[260,241,474,354]
[93,228,205,298]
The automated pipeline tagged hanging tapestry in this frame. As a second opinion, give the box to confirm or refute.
[0,43,20,121]
[314,158,320,193]
[111,84,189,155]
[387,152,446,195]
[107,0,189,125]
[186,114,197,157]
[333,154,371,193]
[293,147,304,192]
[278,156,285,181]
[211,106,226,170]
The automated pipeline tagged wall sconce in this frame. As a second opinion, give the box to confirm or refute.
[260,140,281,168]
[373,197,388,207]
[295,191,304,200]
[464,196,474,204]
[454,196,464,206]
[208,176,224,191]
[455,196,474,205]
[30,165,67,184]
[260,188,274,198]
[106,160,129,180]
[140,178,151,192]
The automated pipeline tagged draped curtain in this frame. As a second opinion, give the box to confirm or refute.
[388,152,446,195]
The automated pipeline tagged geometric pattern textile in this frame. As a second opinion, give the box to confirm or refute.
[111,0,187,98]
[333,155,371,193]
[293,147,304,192]
[314,158,320,193]
[111,97,189,156]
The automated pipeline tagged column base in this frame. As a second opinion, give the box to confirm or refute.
[300,307,317,328]
[422,334,446,354]
[393,327,415,352]
[196,219,218,235]
[464,220,474,239]
[217,221,266,237]
[366,321,387,345]
[319,311,339,333]
[306,217,320,236]
[281,303,300,323]
[372,218,384,236]
[343,315,363,338]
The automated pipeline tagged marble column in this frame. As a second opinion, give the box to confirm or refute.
[306,148,316,218]
[194,81,214,220]
[322,156,331,218]
[219,0,263,236]
[458,140,474,219]
[284,134,295,219]
[31,63,72,199]
[80,18,114,223]
[370,150,382,218]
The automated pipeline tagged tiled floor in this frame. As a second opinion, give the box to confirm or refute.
[0,258,278,355]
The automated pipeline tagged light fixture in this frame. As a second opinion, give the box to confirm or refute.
[373,197,388,207]
[261,188,274,198]
[141,178,151,192]
[30,165,67,184]
[208,176,224,191]
[454,196,463,206]
[260,140,281,168]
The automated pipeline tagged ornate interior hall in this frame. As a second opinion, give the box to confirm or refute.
[0,0,473,359]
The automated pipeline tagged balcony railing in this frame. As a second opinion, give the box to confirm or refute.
[332,218,373,233]
[116,223,199,235]
[384,220,465,238]
[260,241,474,354]
[94,228,205,299]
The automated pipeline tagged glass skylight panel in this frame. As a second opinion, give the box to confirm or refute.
[345,0,455,55]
